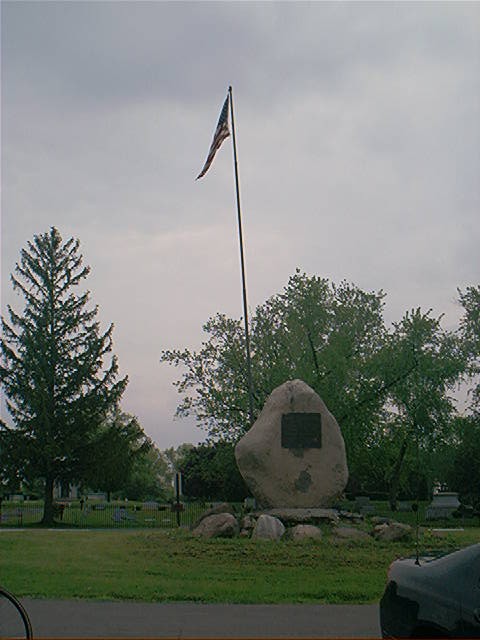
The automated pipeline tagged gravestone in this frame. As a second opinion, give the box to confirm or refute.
[425,492,461,520]
[235,379,348,509]
[353,496,376,516]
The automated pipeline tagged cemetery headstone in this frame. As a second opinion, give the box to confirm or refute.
[425,492,461,520]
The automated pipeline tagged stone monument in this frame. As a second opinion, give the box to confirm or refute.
[235,379,348,509]
[425,492,461,520]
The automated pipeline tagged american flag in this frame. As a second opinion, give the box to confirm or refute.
[196,95,230,180]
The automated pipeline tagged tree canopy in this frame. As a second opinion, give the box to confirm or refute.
[161,270,473,505]
[458,285,480,413]
[178,441,249,502]
[161,270,388,444]
[445,416,480,508]
[84,410,152,501]
[377,308,466,507]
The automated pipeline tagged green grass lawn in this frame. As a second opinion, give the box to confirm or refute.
[1,527,479,604]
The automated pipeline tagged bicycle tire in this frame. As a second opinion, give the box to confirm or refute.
[0,587,33,639]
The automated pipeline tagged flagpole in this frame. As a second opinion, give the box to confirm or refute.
[228,85,255,427]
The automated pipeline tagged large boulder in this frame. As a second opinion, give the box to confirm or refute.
[251,514,285,540]
[192,513,239,539]
[235,380,348,508]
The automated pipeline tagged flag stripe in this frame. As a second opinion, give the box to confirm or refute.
[196,95,230,180]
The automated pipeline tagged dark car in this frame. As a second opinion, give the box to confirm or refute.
[380,543,480,638]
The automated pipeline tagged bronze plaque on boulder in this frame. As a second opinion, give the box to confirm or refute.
[281,413,322,449]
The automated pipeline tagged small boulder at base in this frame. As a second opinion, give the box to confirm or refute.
[252,514,285,540]
[373,521,412,542]
[332,526,371,542]
[235,380,348,508]
[192,513,239,539]
[191,502,235,529]
[241,515,257,531]
[239,515,257,539]
[289,524,323,541]
[339,511,364,524]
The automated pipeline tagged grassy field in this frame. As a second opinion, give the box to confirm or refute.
[1,527,479,604]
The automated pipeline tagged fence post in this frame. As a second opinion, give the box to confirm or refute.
[175,472,182,527]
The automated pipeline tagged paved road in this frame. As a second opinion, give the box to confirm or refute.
[18,599,381,638]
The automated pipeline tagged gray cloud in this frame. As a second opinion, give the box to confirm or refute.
[2,1,479,447]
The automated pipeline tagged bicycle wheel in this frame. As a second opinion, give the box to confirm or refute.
[0,587,33,639]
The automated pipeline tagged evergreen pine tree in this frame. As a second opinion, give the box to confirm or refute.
[0,228,127,524]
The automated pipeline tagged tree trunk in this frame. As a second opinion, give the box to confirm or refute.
[388,438,408,511]
[41,476,55,525]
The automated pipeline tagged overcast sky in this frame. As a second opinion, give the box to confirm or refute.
[2,1,479,450]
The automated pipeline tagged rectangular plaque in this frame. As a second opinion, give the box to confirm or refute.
[281,412,322,449]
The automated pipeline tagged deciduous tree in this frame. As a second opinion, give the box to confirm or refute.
[85,410,151,501]
[381,308,466,509]
[458,285,480,412]
[179,442,249,502]
[161,270,388,456]
[445,416,480,508]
